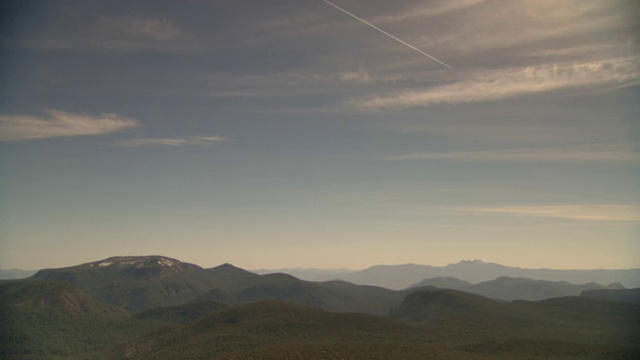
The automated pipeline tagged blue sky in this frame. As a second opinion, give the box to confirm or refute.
[1,0,639,270]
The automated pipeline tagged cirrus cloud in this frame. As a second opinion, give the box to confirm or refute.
[383,143,640,162]
[435,205,640,222]
[0,110,139,141]
[112,136,229,147]
[353,58,640,110]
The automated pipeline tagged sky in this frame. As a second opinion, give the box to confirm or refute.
[0,0,639,271]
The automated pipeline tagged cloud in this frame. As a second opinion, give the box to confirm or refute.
[0,110,139,141]
[113,136,229,147]
[308,66,401,84]
[206,66,399,100]
[383,143,640,162]
[423,1,629,54]
[435,205,640,222]
[371,0,487,23]
[336,69,374,84]
[353,58,640,110]
[23,15,198,53]
[107,16,183,41]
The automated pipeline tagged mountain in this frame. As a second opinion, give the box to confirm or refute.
[408,276,472,290]
[26,255,640,313]
[3,262,640,359]
[30,255,407,315]
[409,276,625,301]
[252,267,352,281]
[339,260,640,290]
[0,269,38,280]
[32,255,233,312]
[194,272,406,315]
[390,287,510,326]
[390,288,640,357]
[581,288,640,304]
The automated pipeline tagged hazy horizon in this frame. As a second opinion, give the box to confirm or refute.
[4,255,640,273]
[1,0,639,271]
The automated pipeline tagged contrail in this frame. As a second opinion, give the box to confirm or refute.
[322,0,454,69]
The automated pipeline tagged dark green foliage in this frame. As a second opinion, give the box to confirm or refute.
[390,287,511,326]
[125,301,445,360]
[0,279,140,359]
[124,297,640,359]
[135,301,229,323]
[460,339,640,359]
[391,288,640,353]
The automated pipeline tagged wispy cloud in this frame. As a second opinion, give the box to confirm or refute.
[23,15,199,53]
[371,0,487,23]
[0,110,139,141]
[435,205,640,222]
[383,143,640,162]
[413,1,630,55]
[353,58,640,110]
[335,69,374,84]
[113,136,229,147]
[206,67,399,100]
[109,16,183,41]
[308,66,402,84]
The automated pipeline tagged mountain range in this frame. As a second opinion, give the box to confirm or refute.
[408,276,625,301]
[7,258,639,288]
[257,259,640,290]
[29,255,405,314]
[2,255,639,359]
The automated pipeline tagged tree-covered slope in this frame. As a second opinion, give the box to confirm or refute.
[0,279,138,359]
[390,287,640,356]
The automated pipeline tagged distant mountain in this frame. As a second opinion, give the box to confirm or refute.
[33,255,237,312]
[193,272,406,315]
[30,255,407,315]
[409,276,625,301]
[339,260,640,290]
[409,276,472,290]
[0,268,38,280]
[26,255,640,314]
[252,268,352,281]
[581,288,640,304]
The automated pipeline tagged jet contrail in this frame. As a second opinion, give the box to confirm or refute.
[322,0,454,69]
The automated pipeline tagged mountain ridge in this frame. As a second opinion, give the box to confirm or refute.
[408,276,626,301]
[337,260,640,289]
[3,255,640,359]
[28,255,405,314]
